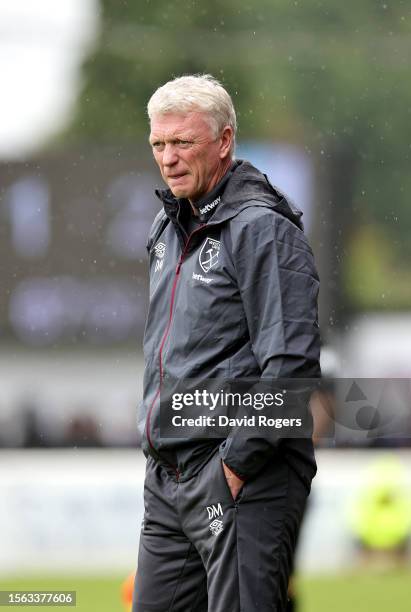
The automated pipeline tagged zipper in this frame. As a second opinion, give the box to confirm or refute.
[145,223,206,481]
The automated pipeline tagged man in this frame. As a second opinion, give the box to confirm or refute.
[133,74,321,612]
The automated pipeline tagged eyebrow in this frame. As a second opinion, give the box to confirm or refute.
[149,132,196,144]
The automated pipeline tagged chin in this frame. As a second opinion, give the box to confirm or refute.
[166,177,195,200]
[169,186,191,199]
[170,188,184,198]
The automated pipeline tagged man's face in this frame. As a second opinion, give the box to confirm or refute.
[149,111,231,202]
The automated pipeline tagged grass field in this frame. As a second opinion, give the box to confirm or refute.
[298,571,411,612]
[0,571,410,611]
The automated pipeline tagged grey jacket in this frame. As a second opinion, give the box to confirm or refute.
[139,160,321,488]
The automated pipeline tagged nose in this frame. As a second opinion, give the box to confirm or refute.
[162,143,178,166]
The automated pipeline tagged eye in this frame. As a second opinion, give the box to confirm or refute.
[151,141,164,151]
[177,140,193,148]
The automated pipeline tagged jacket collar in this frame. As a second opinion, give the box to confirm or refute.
[155,159,304,230]
[155,161,239,223]
[192,161,240,222]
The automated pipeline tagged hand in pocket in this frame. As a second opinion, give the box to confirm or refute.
[222,461,245,500]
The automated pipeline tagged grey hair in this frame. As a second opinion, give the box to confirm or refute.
[147,74,237,155]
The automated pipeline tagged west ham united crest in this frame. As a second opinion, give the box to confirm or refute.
[199,238,220,273]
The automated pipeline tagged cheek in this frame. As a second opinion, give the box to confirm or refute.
[155,157,166,174]
[191,155,208,176]
[152,150,162,164]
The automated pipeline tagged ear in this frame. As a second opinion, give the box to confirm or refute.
[219,126,234,160]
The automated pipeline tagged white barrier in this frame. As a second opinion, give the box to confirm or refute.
[0,450,145,575]
[0,449,410,575]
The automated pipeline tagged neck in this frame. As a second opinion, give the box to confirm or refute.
[189,157,232,215]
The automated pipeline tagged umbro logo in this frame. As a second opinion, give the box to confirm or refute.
[154,242,165,258]
[154,242,165,272]
[209,519,224,536]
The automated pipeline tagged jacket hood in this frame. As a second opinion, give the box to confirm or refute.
[216,160,303,229]
[156,159,304,231]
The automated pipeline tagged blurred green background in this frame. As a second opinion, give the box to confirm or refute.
[64,0,411,317]
[2,0,411,343]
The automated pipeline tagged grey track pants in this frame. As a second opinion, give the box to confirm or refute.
[132,450,309,612]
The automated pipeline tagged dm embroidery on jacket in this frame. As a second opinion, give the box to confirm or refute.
[199,238,220,273]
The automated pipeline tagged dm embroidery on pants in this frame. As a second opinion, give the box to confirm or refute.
[206,503,224,536]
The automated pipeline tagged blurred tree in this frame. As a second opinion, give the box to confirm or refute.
[62,0,411,317]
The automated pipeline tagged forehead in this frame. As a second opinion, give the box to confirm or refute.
[149,111,212,139]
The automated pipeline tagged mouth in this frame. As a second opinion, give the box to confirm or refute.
[166,174,187,180]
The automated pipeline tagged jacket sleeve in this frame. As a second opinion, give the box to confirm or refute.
[219,209,321,480]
